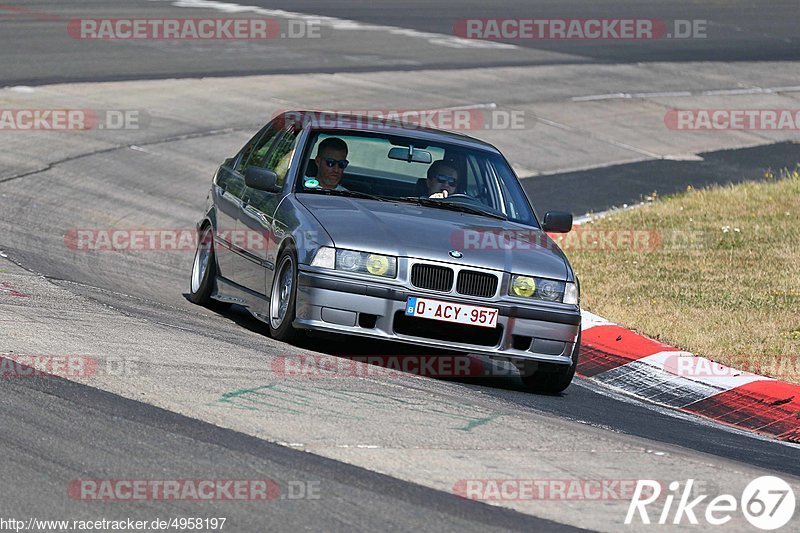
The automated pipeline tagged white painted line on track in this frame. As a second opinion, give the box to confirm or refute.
[571,92,631,102]
[431,102,498,111]
[307,102,498,115]
[153,0,518,50]
[534,116,664,159]
[573,85,800,101]
[702,87,772,96]
[631,91,693,98]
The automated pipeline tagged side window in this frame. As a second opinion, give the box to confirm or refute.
[216,166,246,199]
[234,128,264,175]
[244,127,301,215]
[224,174,246,200]
[237,124,282,174]
[252,127,301,187]
[247,125,284,170]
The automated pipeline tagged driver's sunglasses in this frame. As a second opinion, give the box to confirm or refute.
[323,158,349,170]
[436,174,457,186]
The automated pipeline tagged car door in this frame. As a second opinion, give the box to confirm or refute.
[235,124,301,298]
[213,153,252,280]
[218,122,283,289]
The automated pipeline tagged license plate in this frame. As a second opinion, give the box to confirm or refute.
[404,297,499,328]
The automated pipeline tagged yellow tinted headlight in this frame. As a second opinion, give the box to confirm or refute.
[366,254,390,276]
[334,249,397,278]
[510,276,536,297]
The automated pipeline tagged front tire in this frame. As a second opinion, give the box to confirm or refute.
[268,244,299,342]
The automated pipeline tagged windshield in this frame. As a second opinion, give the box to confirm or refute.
[295,131,537,225]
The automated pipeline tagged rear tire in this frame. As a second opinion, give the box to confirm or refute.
[268,244,299,343]
[189,225,230,311]
[519,332,580,394]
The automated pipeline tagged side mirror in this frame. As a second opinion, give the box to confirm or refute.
[244,166,281,193]
[542,211,573,233]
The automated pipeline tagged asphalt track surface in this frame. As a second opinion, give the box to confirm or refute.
[1,1,800,531]
[2,0,798,85]
[0,370,579,532]
[524,141,800,214]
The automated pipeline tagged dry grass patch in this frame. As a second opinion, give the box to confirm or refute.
[565,166,800,383]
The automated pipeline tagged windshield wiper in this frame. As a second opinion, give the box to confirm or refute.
[309,188,390,202]
[396,196,508,220]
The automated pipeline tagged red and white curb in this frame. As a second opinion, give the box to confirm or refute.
[577,311,800,444]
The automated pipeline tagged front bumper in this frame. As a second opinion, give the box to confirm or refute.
[295,268,581,365]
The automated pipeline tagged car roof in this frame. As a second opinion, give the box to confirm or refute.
[278,110,502,154]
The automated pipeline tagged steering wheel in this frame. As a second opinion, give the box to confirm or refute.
[429,192,473,200]
[440,193,484,205]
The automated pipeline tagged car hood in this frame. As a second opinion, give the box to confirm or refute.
[297,194,569,280]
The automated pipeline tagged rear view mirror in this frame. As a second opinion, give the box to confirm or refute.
[388,146,433,164]
[542,211,573,233]
[245,166,281,193]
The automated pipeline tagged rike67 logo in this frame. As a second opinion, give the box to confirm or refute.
[626,477,796,530]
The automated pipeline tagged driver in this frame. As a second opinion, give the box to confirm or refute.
[315,137,349,190]
[426,160,458,198]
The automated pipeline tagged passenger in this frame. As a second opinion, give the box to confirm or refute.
[315,137,349,190]
[426,160,458,198]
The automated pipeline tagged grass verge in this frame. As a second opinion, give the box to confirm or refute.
[561,165,800,384]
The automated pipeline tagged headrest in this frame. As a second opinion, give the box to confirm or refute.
[305,159,318,177]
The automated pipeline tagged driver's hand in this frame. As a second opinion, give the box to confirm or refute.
[428,190,449,199]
